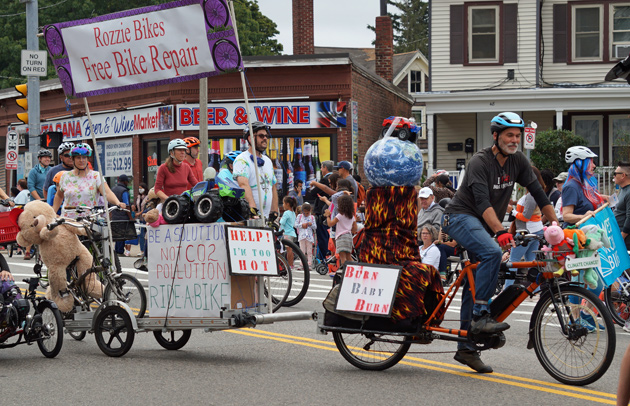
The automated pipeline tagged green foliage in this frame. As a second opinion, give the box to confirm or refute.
[367,0,429,55]
[612,131,630,164]
[0,0,282,89]
[530,129,587,175]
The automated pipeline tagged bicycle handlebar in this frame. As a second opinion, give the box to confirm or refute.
[46,217,65,231]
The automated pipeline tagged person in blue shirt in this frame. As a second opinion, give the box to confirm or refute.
[47,171,64,214]
[561,146,606,226]
[43,142,74,200]
[28,149,52,201]
[280,196,298,267]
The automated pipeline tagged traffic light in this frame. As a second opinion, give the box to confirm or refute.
[40,131,62,149]
[15,83,28,124]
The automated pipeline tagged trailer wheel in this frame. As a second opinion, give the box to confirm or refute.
[153,330,192,350]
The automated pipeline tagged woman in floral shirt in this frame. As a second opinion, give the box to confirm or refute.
[52,143,126,218]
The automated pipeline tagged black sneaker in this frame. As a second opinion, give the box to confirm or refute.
[454,350,493,373]
[470,313,510,335]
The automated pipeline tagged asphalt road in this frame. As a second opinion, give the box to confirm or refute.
[2,253,628,406]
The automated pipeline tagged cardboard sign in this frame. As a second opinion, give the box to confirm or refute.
[225,225,278,276]
[581,207,630,286]
[565,252,602,271]
[44,0,243,98]
[335,263,401,317]
[147,223,231,318]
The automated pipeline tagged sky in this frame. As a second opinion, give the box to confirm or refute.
[257,0,397,54]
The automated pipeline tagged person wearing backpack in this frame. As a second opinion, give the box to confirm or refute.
[353,174,366,207]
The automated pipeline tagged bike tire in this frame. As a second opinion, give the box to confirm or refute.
[0,253,9,273]
[103,273,147,318]
[531,285,615,386]
[603,270,630,326]
[69,331,87,341]
[153,330,192,350]
[332,331,410,371]
[37,301,64,358]
[94,305,135,357]
[280,238,309,307]
[264,252,292,312]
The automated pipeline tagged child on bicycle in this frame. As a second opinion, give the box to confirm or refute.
[280,196,298,267]
[325,193,356,266]
[296,202,317,267]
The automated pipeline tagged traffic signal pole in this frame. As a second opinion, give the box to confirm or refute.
[25,0,40,158]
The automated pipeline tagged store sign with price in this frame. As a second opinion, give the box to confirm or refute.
[96,137,132,177]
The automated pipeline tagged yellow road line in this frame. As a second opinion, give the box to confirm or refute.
[226,329,617,404]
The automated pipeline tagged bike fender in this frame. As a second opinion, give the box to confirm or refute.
[92,300,138,331]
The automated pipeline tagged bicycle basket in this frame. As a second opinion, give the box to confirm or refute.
[534,249,572,273]
[0,212,18,244]
[109,220,138,241]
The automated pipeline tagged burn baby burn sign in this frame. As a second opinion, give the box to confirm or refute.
[43,0,243,98]
[225,226,278,276]
[335,263,401,317]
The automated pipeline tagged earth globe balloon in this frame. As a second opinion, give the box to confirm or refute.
[363,137,423,187]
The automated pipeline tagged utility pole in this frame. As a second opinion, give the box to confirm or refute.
[24,0,41,159]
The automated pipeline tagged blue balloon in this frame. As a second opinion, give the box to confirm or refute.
[363,138,423,187]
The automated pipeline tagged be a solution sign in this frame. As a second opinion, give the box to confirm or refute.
[43,0,243,98]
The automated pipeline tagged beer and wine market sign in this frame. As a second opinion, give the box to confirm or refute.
[44,0,243,98]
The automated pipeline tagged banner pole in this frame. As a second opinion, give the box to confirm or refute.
[228,0,270,312]
[576,202,609,227]
[83,97,116,269]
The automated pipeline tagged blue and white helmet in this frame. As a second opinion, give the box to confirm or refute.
[490,112,524,135]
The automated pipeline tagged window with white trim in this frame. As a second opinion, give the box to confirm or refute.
[612,4,630,59]
[573,116,603,165]
[410,70,422,93]
[468,6,499,62]
[573,5,603,61]
[610,115,630,164]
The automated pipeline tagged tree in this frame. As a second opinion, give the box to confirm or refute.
[368,0,429,55]
[530,129,587,175]
[0,0,282,89]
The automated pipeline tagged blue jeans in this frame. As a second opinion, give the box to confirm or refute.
[504,229,543,289]
[442,213,503,349]
[438,244,456,275]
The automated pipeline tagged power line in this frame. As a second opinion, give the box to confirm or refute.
[0,0,70,19]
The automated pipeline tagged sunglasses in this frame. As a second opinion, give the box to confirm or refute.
[61,153,72,158]
[614,172,626,176]
[257,134,270,139]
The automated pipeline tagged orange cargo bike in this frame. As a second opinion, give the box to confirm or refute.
[317,233,616,386]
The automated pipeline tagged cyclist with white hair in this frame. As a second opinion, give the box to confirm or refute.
[154,138,199,202]
[442,112,559,373]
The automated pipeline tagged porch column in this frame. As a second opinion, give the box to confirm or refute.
[555,110,564,130]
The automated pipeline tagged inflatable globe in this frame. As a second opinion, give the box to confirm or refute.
[364,137,423,187]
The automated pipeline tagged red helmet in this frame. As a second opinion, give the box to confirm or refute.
[183,136,200,148]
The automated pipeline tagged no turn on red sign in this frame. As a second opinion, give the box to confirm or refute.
[524,127,536,150]
[5,131,18,170]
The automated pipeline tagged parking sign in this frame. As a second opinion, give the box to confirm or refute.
[5,131,18,169]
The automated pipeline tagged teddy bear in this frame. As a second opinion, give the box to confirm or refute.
[14,200,102,313]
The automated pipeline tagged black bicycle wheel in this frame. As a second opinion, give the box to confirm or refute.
[0,253,9,273]
[69,331,87,341]
[103,274,147,318]
[604,270,630,326]
[263,252,292,312]
[94,305,135,357]
[280,238,309,307]
[332,331,410,371]
[531,285,615,386]
[153,330,192,350]
[36,301,64,358]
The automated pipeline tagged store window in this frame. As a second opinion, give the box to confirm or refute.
[573,116,602,164]
[144,139,169,190]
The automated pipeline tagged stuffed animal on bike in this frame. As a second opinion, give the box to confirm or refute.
[541,221,576,269]
[13,201,102,313]
[575,224,611,289]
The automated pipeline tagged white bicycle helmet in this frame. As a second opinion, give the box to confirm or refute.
[565,146,597,164]
[58,142,75,155]
[168,138,188,153]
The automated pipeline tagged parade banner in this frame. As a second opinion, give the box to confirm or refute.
[225,226,278,276]
[580,207,630,286]
[176,101,347,130]
[43,0,243,98]
[335,263,401,317]
[147,223,231,318]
